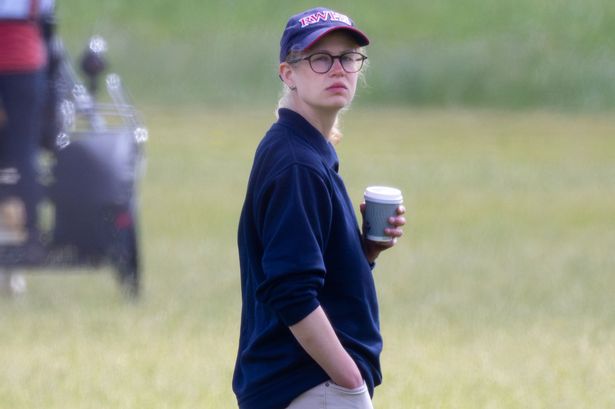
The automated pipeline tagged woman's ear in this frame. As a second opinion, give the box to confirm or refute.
[279,62,295,90]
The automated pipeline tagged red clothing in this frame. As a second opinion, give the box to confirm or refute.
[0,21,46,73]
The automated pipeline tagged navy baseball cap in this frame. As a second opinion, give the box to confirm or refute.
[279,7,370,63]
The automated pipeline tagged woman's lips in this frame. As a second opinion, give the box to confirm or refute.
[326,83,348,91]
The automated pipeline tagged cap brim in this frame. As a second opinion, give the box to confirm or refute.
[301,26,370,52]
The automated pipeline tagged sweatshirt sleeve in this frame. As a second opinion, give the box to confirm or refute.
[255,164,332,326]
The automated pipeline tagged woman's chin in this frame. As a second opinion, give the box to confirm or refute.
[321,97,352,111]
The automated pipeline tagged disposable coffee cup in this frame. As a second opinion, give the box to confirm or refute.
[364,186,403,242]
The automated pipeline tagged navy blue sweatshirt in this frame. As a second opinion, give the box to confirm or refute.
[233,108,382,409]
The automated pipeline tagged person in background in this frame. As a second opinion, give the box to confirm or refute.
[0,0,56,293]
[233,7,406,409]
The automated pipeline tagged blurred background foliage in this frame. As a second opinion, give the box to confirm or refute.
[56,0,615,110]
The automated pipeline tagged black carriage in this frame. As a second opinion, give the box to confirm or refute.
[0,35,147,299]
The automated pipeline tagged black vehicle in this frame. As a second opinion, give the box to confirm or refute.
[0,35,147,299]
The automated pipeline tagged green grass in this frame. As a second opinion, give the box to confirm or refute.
[54,0,615,109]
[1,108,615,408]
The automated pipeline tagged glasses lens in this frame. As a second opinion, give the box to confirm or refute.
[309,53,333,73]
[341,53,364,73]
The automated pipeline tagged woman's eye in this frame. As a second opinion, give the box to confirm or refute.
[312,54,331,63]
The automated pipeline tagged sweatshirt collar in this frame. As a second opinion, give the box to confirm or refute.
[277,108,339,171]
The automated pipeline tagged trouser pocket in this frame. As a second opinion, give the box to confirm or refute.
[324,381,373,409]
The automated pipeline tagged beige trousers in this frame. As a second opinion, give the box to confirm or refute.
[286,381,374,409]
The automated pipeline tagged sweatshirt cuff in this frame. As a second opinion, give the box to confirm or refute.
[278,298,320,327]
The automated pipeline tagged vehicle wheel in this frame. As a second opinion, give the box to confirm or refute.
[111,207,140,300]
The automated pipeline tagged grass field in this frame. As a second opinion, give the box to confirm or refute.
[1,108,615,408]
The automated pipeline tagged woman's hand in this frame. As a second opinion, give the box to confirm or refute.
[360,203,406,264]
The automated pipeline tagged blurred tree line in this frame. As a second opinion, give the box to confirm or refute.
[57,0,615,110]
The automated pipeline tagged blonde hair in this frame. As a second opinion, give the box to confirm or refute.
[276,48,368,145]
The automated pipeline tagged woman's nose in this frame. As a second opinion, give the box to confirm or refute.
[330,58,344,74]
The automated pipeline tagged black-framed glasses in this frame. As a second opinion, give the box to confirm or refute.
[289,51,368,74]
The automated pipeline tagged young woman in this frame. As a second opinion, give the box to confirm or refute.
[233,8,405,409]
